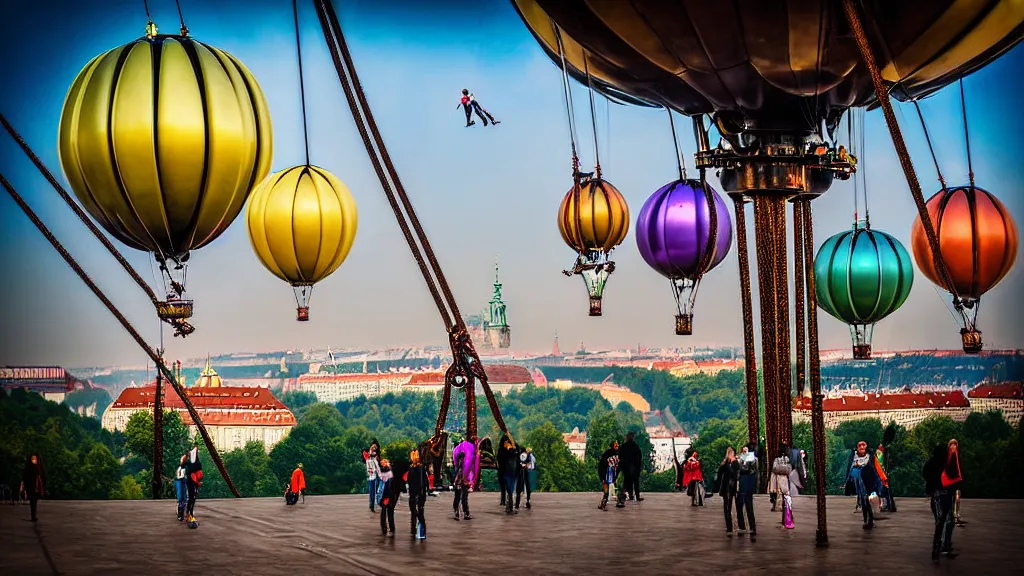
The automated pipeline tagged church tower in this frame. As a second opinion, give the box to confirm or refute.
[483,256,511,349]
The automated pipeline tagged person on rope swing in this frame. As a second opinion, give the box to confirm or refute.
[845,440,878,531]
[682,450,705,507]
[597,441,621,511]
[175,454,188,520]
[378,459,397,537]
[185,442,203,527]
[406,449,429,539]
[515,446,535,511]
[456,89,500,127]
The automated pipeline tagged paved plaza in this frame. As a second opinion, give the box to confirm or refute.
[1,493,1018,575]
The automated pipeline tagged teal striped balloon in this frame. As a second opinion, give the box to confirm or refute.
[814,226,914,325]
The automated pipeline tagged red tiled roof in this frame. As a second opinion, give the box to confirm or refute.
[406,364,532,386]
[968,382,1022,399]
[110,384,296,426]
[792,390,970,412]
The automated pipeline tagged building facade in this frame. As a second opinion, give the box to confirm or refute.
[791,390,973,429]
[293,372,410,404]
[563,427,587,461]
[102,363,296,452]
[967,382,1023,426]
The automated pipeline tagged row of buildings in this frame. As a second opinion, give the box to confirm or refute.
[792,381,1023,428]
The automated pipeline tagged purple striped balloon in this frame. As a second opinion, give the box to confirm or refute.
[636,179,732,279]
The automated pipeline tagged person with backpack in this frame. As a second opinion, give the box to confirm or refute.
[769,443,795,530]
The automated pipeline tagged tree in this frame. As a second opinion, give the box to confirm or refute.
[122,410,192,485]
[523,422,588,491]
[109,475,145,500]
[77,443,122,499]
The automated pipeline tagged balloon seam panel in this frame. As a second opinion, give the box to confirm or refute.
[107,40,163,254]
[177,39,214,254]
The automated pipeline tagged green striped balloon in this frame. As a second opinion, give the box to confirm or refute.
[814,226,914,326]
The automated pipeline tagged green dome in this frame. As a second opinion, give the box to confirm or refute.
[815,226,914,325]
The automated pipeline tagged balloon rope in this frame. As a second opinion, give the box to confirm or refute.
[553,25,580,175]
[666,108,686,180]
[909,99,947,190]
[0,171,240,498]
[860,108,870,227]
[801,197,829,547]
[733,197,759,445]
[793,200,807,397]
[582,52,601,178]
[143,0,151,20]
[695,115,717,277]
[848,111,858,224]
[841,0,959,303]
[0,113,160,308]
[175,0,189,36]
[959,78,975,188]
[315,0,507,440]
[293,0,311,166]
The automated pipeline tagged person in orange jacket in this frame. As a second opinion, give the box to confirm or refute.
[290,463,307,504]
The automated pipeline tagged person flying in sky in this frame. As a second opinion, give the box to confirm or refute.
[457,89,500,127]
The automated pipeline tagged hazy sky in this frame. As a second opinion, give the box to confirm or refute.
[1,0,1022,368]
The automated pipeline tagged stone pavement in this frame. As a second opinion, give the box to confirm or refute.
[1,493,1018,575]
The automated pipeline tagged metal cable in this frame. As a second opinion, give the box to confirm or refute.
[293,0,311,166]
[314,0,507,439]
[0,113,161,308]
[0,171,240,497]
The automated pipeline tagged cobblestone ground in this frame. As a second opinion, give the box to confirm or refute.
[1,493,1017,575]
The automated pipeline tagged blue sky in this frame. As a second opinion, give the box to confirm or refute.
[1,0,1022,367]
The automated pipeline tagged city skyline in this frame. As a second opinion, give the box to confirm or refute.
[1,0,1023,369]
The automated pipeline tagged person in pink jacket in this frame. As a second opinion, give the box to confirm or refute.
[451,436,477,520]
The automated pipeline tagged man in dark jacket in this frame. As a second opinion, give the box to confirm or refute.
[924,442,960,560]
[617,431,644,503]
[499,437,520,515]
[407,449,429,539]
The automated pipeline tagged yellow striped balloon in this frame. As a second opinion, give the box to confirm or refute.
[557,178,630,254]
[58,34,273,258]
[246,165,358,320]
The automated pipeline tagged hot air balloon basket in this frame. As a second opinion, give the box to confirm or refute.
[157,300,193,320]
[675,314,693,336]
[296,307,310,322]
[852,344,872,360]
[960,329,982,354]
[589,296,603,317]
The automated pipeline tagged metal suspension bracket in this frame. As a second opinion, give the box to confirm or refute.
[697,130,855,198]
